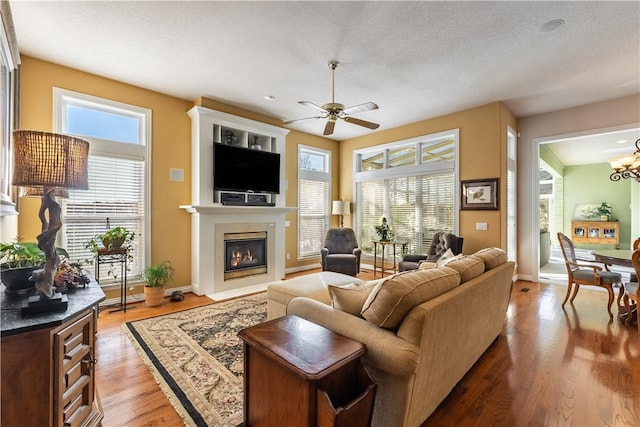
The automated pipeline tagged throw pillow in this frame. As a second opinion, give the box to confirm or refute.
[472,247,507,271]
[418,261,437,270]
[328,280,381,317]
[436,253,464,267]
[361,267,460,329]
[443,256,485,283]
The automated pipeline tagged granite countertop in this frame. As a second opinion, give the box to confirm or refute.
[1,278,106,337]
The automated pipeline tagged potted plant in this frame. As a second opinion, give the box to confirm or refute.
[0,240,69,295]
[143,260,175,307]
[85,226,135,280]
[85,226,135,253]
[597,202,612,221]
[374,217,393,241]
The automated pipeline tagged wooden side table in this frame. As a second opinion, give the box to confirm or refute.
[238,315,376,427]
[372,240,408,277]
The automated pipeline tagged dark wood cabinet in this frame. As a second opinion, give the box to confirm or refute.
[238,315,376,427]
[1,281,105,427]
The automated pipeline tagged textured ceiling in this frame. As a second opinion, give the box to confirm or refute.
[8,1,640,148]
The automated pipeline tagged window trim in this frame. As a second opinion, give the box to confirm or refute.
[297,144,332,261]
[53,88,152,275]
[353,129,460,256]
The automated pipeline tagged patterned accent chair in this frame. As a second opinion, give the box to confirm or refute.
[398,231,464,272]
[321,228,361,276]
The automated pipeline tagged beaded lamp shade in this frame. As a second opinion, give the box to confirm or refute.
[12,130,89,190]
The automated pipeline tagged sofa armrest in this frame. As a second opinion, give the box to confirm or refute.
[287,297,419,377]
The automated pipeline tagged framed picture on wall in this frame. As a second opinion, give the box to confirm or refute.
[461,178,499,210]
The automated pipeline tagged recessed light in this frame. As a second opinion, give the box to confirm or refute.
[540,19,565,34]
[264,95,276,101]
[616,139,628,144]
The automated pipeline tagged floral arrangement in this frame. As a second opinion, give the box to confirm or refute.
[54,260,90,293]
[578,205,600,218]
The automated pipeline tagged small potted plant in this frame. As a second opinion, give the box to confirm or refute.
[0,240,70,295]
[0,240,45,295]
[597,202,612,221]
[374,217,393,241]
[85,225,135,280]
[143,260,175,307]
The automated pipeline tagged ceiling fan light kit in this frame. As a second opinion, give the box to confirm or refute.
[284,60,380,136]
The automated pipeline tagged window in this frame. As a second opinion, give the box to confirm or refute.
[54,88,150,285]
[298,146,331,259]
[507,127,517,262]
[355,130,458,256]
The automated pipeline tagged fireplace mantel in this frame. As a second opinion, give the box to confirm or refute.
[180,205,295,215]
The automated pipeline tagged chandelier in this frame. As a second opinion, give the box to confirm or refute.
[609,138,640,182]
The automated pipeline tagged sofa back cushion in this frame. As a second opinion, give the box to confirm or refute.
[443,256,485,283]
[471,247,507,271]
[328,280,381,317]
[361,267,460,329]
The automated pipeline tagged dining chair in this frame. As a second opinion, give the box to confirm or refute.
[557,232,623,319]
[630,237,639,283]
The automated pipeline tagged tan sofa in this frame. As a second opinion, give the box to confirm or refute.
[286,248,515,427]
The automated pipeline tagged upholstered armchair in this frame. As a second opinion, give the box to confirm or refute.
[398,231,464,272]
[321,228,361,276]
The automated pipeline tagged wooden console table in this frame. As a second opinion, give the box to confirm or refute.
[238,315,376,426]
[571,220,619,246]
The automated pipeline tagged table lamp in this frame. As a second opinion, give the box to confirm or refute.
[332,199,350,228]
[12,130,89,312]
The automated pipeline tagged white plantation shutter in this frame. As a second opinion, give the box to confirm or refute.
[299,179,330,258]
[355,131,457,258]
[62,156,145,282]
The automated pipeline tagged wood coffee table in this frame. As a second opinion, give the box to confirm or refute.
[238,315,375,426]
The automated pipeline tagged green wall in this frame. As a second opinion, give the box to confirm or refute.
[562,163,632,249]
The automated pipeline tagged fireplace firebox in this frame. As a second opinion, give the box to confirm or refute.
[224,231,267,280]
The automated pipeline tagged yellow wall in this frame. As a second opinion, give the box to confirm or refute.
[18,56,514,295]
[19,56,193,300]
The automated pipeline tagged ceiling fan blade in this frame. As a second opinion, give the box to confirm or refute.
[299,101,328,114]
[323,120,336,136]
[342,102,379,115]
[283,115,325,125]
[343,116,380,130]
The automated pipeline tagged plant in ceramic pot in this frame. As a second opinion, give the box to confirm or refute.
[597,202,612,221]
[374,217,394,241]
[0,240,69,295]
[85,225,135,279]
[143,260,175,307]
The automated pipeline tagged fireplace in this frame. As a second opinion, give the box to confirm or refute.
[224,231,267,280]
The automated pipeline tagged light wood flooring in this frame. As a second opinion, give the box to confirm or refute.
[95,270,640,427]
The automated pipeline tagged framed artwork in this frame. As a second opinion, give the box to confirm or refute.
[461,178,499,210]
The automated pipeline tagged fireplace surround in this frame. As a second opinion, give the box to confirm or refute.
[181,106,293,297]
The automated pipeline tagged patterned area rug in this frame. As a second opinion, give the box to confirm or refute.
[123,292,267,427]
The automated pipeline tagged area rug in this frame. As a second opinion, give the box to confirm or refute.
[123,292,267,427]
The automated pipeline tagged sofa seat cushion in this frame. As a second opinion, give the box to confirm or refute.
[361,267,461,329]
[328,279,382,317]
[471,247,508,271]
[443,256,485,283]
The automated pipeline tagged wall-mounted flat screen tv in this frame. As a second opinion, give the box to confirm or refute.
[213,143,280,194]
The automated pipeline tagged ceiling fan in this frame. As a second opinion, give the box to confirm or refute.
[283,60,380,136]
